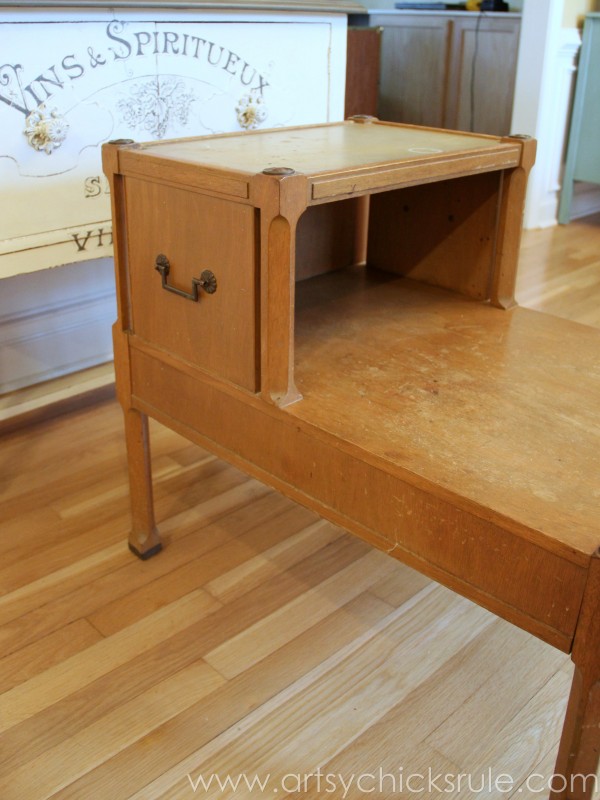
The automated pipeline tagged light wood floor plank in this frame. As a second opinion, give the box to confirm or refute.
[205,518,343,604]
[203,548,399,679]
[516,211,600,327]
[0,518,129,596]
[0,661,225,800]
[0,542,129,626]
[89,502,320,636]
[0,589,220,736]
[444,670,573,800]
[426,634,568,765]
[0,530,370,781]
[369,560,433,607]
[146,587,491,799]
[0,618,102,693]
[51,453,217,520]
[46,591,395,800]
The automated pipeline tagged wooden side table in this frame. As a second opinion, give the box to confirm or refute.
[103,118,599,799]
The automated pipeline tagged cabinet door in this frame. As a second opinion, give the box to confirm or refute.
[124,177,258,391]
[345,27,382,118]
[447,15,521,135]
[371,14,451,128]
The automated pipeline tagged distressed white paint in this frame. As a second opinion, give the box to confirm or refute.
[0,7,348,278]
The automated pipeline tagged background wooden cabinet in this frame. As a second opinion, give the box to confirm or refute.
[345,26,382,118]
[371,13,450,128]
[369,11,521,136]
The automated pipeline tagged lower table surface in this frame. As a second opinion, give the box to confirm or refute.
[287,266,598,652]
[131,264,600,651]
[292,266,599,565]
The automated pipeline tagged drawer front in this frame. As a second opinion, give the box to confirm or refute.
[125,177,257,391]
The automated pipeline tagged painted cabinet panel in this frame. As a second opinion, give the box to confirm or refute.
[376,14,449,129]
[447,14,521,136]
[558,13,600,223]
[371,11,520,138]
[0,9,347,277]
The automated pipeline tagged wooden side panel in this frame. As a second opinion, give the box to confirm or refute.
[490,141,536,308]
[366,172,500,299]
[124,177,258,391]
[295,199,368,281]
[129,346,587,650]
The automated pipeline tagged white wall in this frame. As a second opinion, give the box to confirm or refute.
[511,0,578,227]
[511,0,600,227]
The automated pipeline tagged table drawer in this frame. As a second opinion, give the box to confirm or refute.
[124,177,258,391]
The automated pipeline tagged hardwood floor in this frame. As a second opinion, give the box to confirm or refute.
[516,211,600,328]
[1,215,599,799]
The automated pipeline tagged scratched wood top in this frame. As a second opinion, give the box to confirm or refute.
[131,121,517,177]
[290,267,600,561]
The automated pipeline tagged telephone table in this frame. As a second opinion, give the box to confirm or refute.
[103,119,600,799]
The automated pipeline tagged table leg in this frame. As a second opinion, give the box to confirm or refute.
[123,407,161,560]
[551,550,600,799]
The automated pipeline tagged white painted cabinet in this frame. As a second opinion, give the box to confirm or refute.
[0,5,351,278]
[0,2,357,393]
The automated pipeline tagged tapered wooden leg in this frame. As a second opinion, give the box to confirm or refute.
[551,550,600,799]
[124,407,162,559]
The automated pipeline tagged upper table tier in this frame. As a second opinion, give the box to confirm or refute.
[119,120,527,202]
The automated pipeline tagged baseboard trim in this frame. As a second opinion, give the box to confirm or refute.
[0,258,116,394]
[0,363,116,436]
[570,183,600,220]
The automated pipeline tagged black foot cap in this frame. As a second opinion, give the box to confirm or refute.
[129,542,163,560]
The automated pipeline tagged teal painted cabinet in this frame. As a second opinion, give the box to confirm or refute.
[559,13,600,223]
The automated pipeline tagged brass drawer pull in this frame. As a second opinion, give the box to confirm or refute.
[154,254,217,300]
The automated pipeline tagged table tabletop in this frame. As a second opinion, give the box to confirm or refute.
[131,120,520,177]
